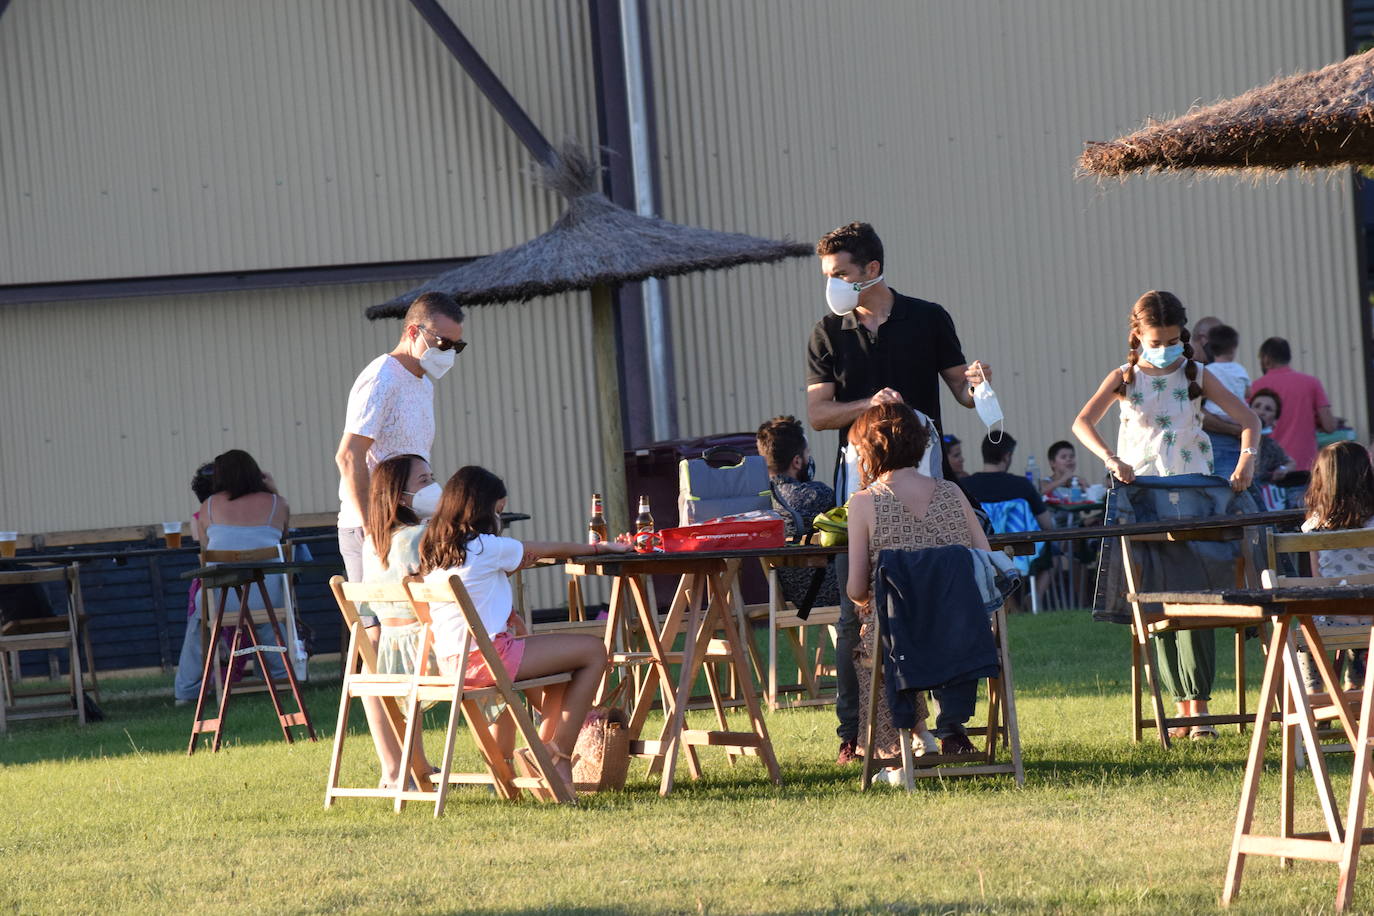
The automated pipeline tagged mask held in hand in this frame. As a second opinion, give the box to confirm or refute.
[972,381,1005,443]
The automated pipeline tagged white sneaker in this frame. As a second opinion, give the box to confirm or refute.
[874,767,904,786]
[915,729,938,756]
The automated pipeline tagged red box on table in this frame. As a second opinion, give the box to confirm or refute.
[659,511,785,553]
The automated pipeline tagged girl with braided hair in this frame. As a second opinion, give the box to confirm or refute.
[1073,290,1260,738]
[1073,290,1259,491]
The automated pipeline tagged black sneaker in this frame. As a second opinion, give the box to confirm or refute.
[940,733,978,756]
[836,740,861,765]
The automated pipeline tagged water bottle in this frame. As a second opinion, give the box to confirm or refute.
[1069,475,1083,502]
[1026,455,1039,488]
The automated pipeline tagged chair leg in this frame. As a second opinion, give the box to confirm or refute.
[1236,627,1247,735]
[898,729,916,791]
[324,626,363,808]
[1130,636,1143,743]
[861,621,883,791]
[995,609,1025,787]
[70,628,85,726]
[0,648,10,734]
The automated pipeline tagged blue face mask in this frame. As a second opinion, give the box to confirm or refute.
[1140,343,1185,368]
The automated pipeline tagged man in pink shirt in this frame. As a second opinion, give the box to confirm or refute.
[1250,337,1338,471]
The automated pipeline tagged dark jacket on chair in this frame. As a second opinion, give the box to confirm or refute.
[874,546,1000,729]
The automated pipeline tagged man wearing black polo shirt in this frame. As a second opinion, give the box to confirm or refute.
[805,221,991,765]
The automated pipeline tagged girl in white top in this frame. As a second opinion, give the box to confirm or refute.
[1299,441,1374,690]
[1073,290,1260,738]
[417,466,629,785]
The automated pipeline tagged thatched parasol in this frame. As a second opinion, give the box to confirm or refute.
[370,143,810,534]
[1079,49,1374,177]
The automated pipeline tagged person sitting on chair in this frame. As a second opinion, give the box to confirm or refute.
[197,449,291,683]
[962,433,1053,533]
[845,403,991,758]
[416,466,628,787]
[358,453,440,785]
[756,415,839,608]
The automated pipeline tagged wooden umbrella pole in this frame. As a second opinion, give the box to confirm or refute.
[590,283,630,538]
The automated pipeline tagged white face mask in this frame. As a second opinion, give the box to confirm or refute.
[972,381,1005,443]
[404,482,442,518]
[418,346,455,380]
[825,274,884,316]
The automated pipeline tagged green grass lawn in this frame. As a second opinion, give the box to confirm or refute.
[2,611,1369,914]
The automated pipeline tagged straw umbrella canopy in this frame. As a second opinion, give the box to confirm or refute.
[369,143,811,533]
[1079,49,1374,177]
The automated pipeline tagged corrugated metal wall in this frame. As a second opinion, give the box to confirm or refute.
[0,0,595,283]
[0,286,607,606]
[647,0,1364,487]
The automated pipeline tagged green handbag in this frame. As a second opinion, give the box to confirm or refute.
[811,506,848,547]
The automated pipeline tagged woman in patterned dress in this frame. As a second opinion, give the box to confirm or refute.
[1073,290,1260,738]
[846,403,991,760]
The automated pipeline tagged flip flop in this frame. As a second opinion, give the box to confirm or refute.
[512,747,559,802]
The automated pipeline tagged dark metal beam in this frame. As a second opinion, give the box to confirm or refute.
[406,0,555,166]
[0,256,474,306]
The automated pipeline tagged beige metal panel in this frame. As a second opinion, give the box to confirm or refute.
[648,0,1363,489]
[0,0,597,283]
[0,286,606,609]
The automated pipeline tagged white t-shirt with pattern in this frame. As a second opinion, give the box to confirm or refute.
[337,354,435,527]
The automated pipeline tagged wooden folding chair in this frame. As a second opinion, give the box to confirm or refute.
[405,575,577,810]
[1262,528,1374,762]
[738,558,840,711]
[1122,528,1260,747]
[860,602,1023,790]
[0,564,89,732]
[324,577,445,809]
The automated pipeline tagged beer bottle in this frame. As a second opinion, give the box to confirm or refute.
[635,495,654,533]
[587,492,608,544]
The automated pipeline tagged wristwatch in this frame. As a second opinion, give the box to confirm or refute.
[1241,447,1259,457]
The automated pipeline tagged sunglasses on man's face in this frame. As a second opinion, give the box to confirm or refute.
[419,325,467,354]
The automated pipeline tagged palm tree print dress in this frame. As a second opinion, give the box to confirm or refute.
[1116,361,1214,476]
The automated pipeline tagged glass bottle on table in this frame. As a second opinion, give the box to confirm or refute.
[635,495,654,533]
[587,492,608,544]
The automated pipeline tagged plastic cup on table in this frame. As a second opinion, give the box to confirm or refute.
[0,531,16,558]
[162,521,184,549]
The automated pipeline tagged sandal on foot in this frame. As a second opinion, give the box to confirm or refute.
[1189,725,1218,741]
[513,746,572,801]
[1167,727,1190,739]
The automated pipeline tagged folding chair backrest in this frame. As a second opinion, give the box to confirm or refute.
[678,452,771,524]
[332,577,432,674]
[405,576,501,670]
[0,565,78,627]
[1267,528,1374,577]
[980,499,1044,575]
[1263,528,1374,650]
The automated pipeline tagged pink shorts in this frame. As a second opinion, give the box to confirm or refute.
[440,632,526,688]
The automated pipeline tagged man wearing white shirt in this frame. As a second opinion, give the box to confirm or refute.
[335,291,466,581]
